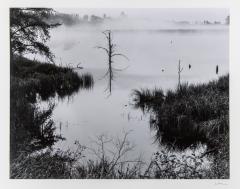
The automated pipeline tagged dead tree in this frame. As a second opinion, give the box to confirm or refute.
[96,30,128,95]
[178,59,183,90]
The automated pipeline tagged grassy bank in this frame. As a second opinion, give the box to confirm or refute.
[11,56,93,101]
[10,56,94,160]
[133,75,229,178]
[10,132,215,179]
[10,137,221,179]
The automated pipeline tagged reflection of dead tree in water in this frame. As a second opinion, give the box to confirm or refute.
[178,59,183,90]
[96,30,129,96]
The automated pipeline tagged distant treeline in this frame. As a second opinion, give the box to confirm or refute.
[171,15,229,25]
[47,12,230,27]
[46,11,127,26]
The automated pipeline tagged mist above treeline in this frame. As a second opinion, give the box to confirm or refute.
[47,10,229,28]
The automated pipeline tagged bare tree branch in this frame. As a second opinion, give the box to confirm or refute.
[95,46,109,54]
[96,30,129,96]
[111,53,129,60]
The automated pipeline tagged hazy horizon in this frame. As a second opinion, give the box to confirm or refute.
[54,8,229,23]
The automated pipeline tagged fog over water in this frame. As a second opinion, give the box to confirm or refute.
[38,9,228,161]
[55,8,228,23]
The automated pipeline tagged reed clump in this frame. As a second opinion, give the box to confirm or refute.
[11,56,94,101]
[132,74,229,178]
[133,75,229,148]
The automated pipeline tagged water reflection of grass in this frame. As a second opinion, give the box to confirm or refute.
[11,56,94,101]
[132,74,229,178]
[10,56,94,160]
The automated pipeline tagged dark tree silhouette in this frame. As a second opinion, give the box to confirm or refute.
[10,8,60,62]
[96,30,128,95]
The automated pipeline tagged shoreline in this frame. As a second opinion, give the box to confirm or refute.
[10,56,229,178]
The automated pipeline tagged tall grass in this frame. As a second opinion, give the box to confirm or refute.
[11,56,94,101]
[10,132,144,179]
[132,88,165,112]
[78,72,94,90]
[10,132,223,179]
[132,75,229,149]
[10,150,75,179]
[132,75,229,178]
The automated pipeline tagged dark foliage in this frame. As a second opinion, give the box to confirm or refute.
[10,56,94,161]
[10,8,61,62]
[11,56,94,101]
[132,75,229,178]
[10,77,61,160]
[133,75,229,149]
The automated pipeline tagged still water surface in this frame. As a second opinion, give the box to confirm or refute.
[41,24,228,161]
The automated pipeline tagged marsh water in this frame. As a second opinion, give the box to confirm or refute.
[38,22,228,161]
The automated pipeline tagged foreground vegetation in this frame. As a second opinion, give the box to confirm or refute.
[10,131,216,179]
[10,73,229,179]
[133,75,229,178]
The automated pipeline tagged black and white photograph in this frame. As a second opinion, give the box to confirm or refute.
[8,6,230,179]
[2,0,240,186]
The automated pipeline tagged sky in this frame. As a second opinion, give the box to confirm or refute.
[54,8,229,23]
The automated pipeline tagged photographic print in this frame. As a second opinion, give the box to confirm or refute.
[10,7,229,179]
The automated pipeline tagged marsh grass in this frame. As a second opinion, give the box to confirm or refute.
[10,132,222,179]
[132,88,165,112]
[78,72,94,90]
[10,148,143,179]
[10,150,75,179]
[11,56,94,101]
[132,75,229,148]
[10,132,144,179]
[132,74,229,178]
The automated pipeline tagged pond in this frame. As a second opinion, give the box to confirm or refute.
[39,22,228,162]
